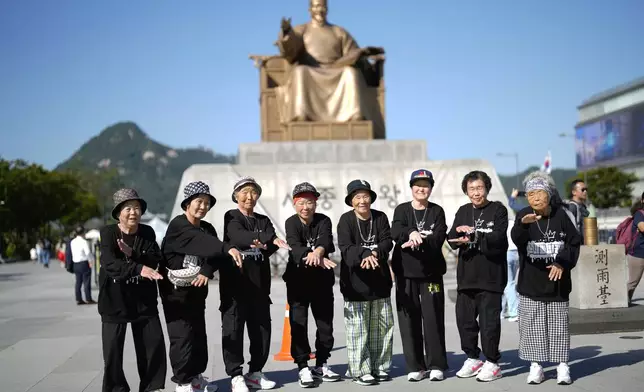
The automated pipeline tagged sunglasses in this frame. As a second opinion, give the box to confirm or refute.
[579,187,587,192]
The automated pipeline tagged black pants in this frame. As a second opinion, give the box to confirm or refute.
[221,297,271,377]
[287,283,334,368]
[74,261,92,302]
[101,316,167,392]
[395,277,447,372]
[165,308,208,384]
[455,289,502,363]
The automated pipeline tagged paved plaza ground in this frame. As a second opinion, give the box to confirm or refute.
[1,261,643,392]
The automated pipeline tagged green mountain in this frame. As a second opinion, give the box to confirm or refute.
[56,121,235,217]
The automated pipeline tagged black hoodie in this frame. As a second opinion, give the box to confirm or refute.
[337,209,394,301]
[283,213,336,289]
[512,205,581,301]
[447,201,509,293]
[220,209,279,303]
[159,214,233,313]
[98,223,162,323]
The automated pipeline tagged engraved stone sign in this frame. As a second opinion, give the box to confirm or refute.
[569,244,629,309]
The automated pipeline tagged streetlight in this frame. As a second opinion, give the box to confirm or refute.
[497,152,520,189]
[559,131,587,184]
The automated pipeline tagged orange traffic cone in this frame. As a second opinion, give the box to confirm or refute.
[273,304,315,361]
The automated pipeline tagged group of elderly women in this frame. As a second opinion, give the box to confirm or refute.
[97,168,580,392]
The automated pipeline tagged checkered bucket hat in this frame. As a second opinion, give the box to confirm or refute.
[292,182,321,198]
[181,181,217,211]
[111,188,147,220]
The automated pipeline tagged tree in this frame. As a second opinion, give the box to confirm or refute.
[567,166,638,209]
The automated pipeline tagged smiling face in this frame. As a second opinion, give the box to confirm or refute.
[186,194,210,220]
[527,189,550,213]
[118,200,142,229]
[309,0,328,24]
[411,179,432,202]
[466,179,488,207]
[294,196,317,220]
[351,190,372,214]
[236,185,259,210]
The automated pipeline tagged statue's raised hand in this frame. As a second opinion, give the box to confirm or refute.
[281,17,292,34]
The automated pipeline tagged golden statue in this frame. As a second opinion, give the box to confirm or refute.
[275,0,384,125]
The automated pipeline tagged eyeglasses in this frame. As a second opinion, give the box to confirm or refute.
[581,188,588,192]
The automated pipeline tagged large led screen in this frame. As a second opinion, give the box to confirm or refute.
[576,104,644,169]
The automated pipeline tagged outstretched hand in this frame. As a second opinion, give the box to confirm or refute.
[117,239,133,257]
[521,213,542,224]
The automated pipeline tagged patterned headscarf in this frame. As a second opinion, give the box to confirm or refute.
[523,171,555,197]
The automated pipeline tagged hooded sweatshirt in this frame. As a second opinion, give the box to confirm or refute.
[98,223,162,323]
[159,214,232,313]
[512,205,581,301]
[220,209,279,303]
[337,209,394,301]
[447,201,509,293]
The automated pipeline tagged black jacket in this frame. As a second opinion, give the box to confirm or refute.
[97,224,161,323]
[283,213,336,289]
[391,201,447,280]
[337,209,393,301]
[159,214,233,313]
[220,209,279,303]
[447,201,509,293]
[512,205,581,301]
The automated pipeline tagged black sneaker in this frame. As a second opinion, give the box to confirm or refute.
[353,374,378,386]
[311,364,341,382]
[77,301,87,305]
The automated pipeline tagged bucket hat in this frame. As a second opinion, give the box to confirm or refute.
[344,179,377,207]
[111,188,147,220]
[181,181,217,211]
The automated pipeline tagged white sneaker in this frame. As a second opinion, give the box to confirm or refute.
[298,367,315,388]
[245,372,277,390]
[429,369,445,381]
[456,358,484,378]
[231,376,249,392]
[311,363,341,382]
[476,361,502,382]
[190,374,217,392]
[373,370,391,382]
[526,363,545,384]
[508,316,519,322]
[407,371,426,382]
[175,383,195,392]
[557,363,572,385]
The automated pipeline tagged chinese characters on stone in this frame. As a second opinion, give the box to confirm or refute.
[595,248,611,306]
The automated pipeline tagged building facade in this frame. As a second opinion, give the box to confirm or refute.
[576,77,644,199]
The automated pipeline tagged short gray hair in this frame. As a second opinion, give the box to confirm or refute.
[523,171,555,197]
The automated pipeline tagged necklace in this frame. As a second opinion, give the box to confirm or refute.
[243,214,258,232]
[412,203,428,231]
[355,213,374,244]
[533,209,551,239]
[472,205,485,228]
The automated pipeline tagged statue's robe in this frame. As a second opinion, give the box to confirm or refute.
[276,22,381,126]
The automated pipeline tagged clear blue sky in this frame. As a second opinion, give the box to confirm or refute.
[1,0,643,175]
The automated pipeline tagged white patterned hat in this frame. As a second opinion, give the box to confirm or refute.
[181,181,217,211]
[111,188,147,220]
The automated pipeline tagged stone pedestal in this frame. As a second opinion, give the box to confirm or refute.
[570,244,629,309]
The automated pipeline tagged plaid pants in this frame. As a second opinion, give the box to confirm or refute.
[518,295,570,363]
[344,297,394,377]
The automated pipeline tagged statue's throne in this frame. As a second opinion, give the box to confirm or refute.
[249,54,386,142]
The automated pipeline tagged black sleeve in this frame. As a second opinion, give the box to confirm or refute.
[99,226,142,280]
[200,225,232,279]
[447,206,465,249]
[134,226,162,269]
[338,214,371,266]
[171,223,229,259]
[260,217,279,257]
[315,216,335,256]
[556,210,582,270]
[375,213,393,262]
[479,203,509,258]
[224,211,259,249]
[391,204,413,244]
[286,217,310,266]
[426,206,447,249]
[511,210,531,248]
